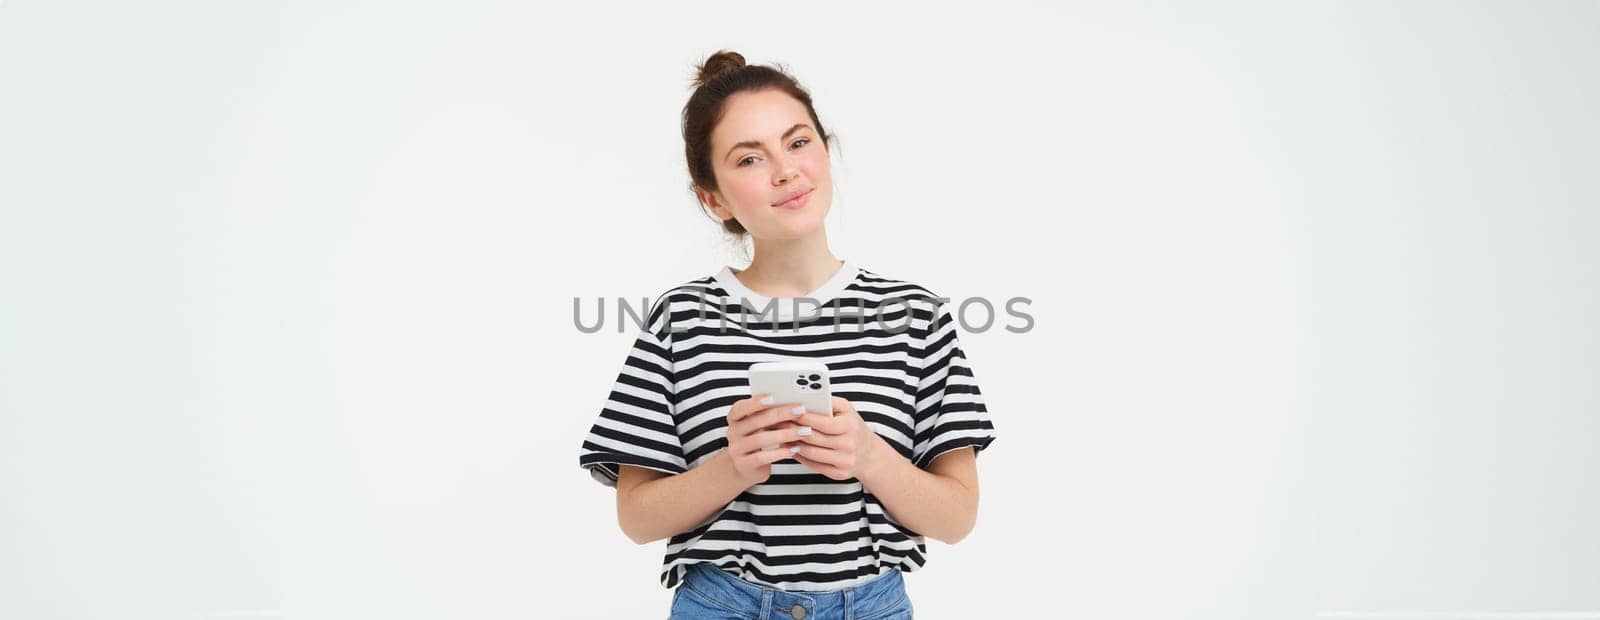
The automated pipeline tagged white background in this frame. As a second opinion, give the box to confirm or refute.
[2,1,1597,619]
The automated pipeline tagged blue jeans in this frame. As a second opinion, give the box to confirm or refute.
[669,562,914,620]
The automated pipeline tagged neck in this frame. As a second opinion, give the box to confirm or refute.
[736,229,842,298]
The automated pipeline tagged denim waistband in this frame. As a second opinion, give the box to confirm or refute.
[678,562,906,618]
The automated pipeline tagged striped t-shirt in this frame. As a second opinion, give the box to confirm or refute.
[577,260,997,590]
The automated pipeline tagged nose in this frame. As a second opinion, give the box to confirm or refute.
[773,154,799,184]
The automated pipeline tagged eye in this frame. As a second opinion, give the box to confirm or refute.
[735,138,808,168]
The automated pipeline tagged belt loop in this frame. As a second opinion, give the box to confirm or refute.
[843,584,855,620]
[759,587,773,620]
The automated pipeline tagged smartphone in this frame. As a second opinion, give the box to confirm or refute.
[748,361,833,451]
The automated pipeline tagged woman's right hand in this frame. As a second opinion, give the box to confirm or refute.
[725,394,809,486]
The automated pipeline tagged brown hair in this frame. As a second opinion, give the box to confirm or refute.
[682,50,834,237]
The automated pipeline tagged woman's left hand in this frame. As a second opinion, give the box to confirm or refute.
[787,396,898,481]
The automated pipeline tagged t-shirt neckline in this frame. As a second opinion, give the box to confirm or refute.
[714,259,859,319]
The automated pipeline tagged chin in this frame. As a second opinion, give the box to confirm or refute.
[752,219,825,240]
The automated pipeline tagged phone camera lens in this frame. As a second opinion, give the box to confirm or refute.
[809,382,821,390]
[808,374,820,381]
[795,379,807,386]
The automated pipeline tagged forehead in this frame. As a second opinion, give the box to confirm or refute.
[711,90,812,150]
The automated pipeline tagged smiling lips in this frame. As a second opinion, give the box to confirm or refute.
[773,188,813,209]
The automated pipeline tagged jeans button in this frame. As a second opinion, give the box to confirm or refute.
[790,603,806,620]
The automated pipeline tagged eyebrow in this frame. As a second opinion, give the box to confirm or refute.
[724,123,814,161]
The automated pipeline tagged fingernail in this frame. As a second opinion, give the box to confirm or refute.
[790,446,802,453]
[797,427,813,437]
[759,395,775,406]
[791,405,805,415]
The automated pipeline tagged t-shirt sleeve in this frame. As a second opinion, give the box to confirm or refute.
[578,294,688,488]
[911,297,997,469]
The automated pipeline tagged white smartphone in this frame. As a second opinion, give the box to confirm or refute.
[748,361,833,451]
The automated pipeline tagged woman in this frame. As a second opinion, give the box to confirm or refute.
[577,49,997,620]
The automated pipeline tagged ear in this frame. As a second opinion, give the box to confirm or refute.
[696,186,734,223]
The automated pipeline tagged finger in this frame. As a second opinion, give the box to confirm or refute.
[752,445,801,464]
[791,452,844,478]
[793,427,840,449]
[794,412,846,435]
[731,410,791,451]
[830,395,855,415]
[729,394,773,423]
[764,420,802,432]
[726,434,763,457]
[732,395,800,422]
[749,425,812,448]
[732,412,806,450]
[740,404,806,433]
[791,444,848,468]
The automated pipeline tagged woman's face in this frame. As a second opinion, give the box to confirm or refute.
[700,89,832,240]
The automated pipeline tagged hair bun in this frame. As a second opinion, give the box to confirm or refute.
[694,50,746,87]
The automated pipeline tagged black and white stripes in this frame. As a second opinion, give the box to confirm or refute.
[578,262,996,590]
